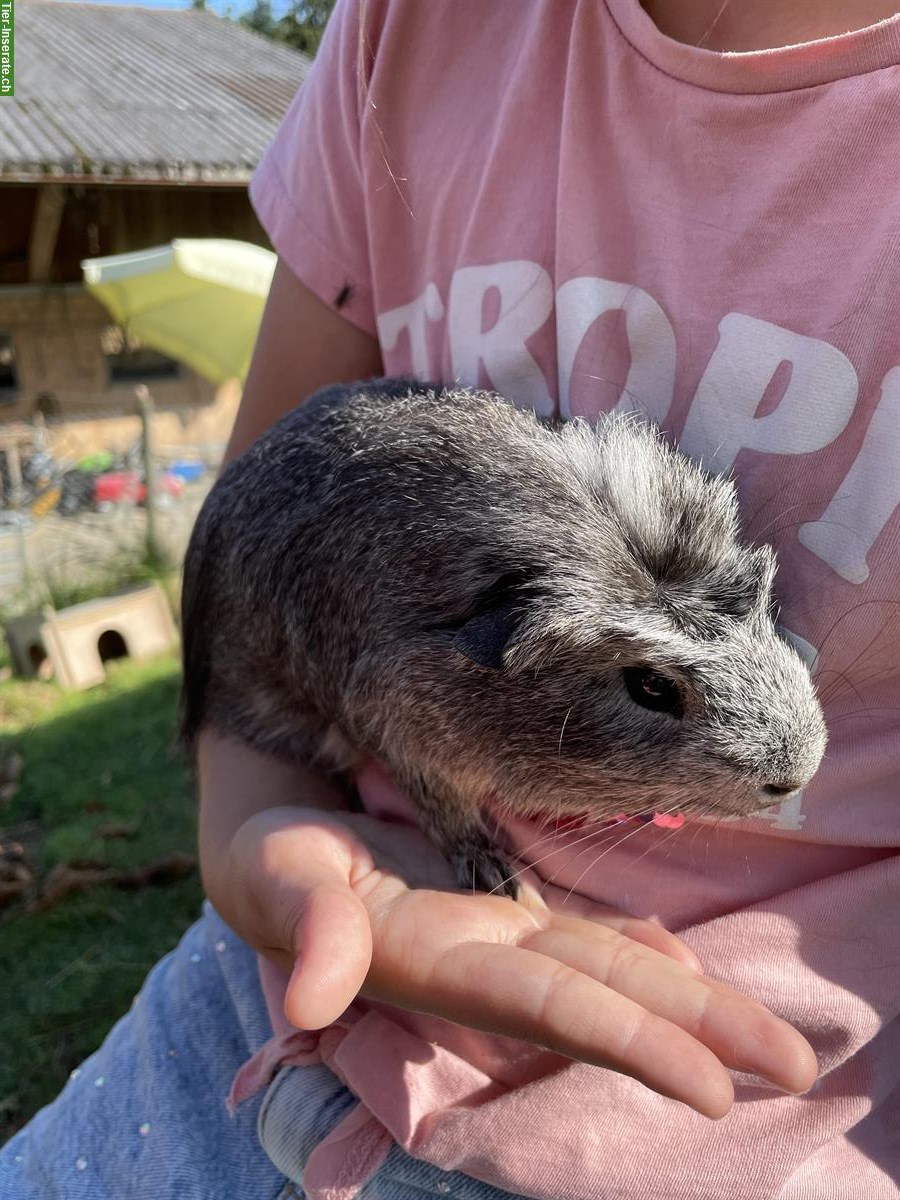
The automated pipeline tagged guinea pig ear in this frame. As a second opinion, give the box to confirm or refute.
[453,602,522,669]
[450,568,536,670]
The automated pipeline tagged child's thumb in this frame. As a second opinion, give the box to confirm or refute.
[283,875,373,1030]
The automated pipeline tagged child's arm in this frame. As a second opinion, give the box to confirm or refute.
[224,257,384,461]
[198,259,818,1118]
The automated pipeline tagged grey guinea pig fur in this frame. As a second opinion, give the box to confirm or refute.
[181,378,827,898]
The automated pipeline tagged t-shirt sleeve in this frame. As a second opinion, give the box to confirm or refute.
[249,0,376,335]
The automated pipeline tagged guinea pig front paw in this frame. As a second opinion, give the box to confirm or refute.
[453,837,519,900]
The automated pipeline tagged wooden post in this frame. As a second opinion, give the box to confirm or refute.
[28,186,66,284]
[135,385,163,565]
[5,440,23,510]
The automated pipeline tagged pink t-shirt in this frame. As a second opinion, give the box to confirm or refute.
[244,1,900,1195]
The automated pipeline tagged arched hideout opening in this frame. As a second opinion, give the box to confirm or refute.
[28,642,52,680]
[97,630,128,663]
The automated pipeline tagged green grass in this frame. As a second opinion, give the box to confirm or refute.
[1,551,180,630]
[0,655,203,1142]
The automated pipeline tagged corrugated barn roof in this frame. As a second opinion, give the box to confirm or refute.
[3,1,311,183]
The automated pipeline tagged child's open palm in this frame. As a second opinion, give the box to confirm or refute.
[225,803,817,1121]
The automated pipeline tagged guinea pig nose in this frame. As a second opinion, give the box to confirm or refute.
[761,782,800,798]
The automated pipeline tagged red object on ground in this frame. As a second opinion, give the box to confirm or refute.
[95,471,144,504]
[93,471,184,506]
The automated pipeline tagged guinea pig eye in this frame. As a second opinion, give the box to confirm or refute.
[623,667,684,718]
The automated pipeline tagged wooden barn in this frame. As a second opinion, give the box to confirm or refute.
[0,1,309,441]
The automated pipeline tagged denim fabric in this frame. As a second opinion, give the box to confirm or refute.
[260,1063,522,1200]
[0,905,522,1200]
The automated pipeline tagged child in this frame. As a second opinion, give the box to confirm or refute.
[3,1,898,1196]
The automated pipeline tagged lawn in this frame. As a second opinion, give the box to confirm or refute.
[0,654,204,1142]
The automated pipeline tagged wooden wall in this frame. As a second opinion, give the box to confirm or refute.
[0,182,269,287]
[0,287,217,422]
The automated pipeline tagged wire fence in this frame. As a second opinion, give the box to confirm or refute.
[0,407,219,614]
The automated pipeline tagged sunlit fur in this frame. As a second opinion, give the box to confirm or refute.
[181,381,827,895]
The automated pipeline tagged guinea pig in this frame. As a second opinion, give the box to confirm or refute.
[180,379,828,898]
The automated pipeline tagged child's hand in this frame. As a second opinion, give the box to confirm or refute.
[222,804,818,1121]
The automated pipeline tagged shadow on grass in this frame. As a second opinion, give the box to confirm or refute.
[0,659,204,1142]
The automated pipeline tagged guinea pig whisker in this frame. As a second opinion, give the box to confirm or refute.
[683,808,714,868]
[819,661,899,700]
[486,814,639,896]
[815,647,899,708]
[520,808,625,846]
[572,376,649,418]
[560,817,669,906]
[557,707,573,763]
[743,486,811,542]
[814,599,900,660]
[502,816,631,874]
[553,797,691,894]
[743,459,857,542]
[622,819,690,873]
[813,667,859,705]
[826,705,900,725]
[830,624,891,680]
[485,859,536,898]
[816,665,874,717]
[752,515,825,544]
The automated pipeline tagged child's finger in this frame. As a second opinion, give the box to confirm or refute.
[379,937,735,1119]
[521,926,817,1095]
[554,903,702,971]
[515,874,703,971]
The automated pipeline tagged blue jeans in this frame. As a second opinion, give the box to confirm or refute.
[0,904,520,1200]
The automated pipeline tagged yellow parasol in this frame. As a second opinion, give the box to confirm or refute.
[82,239,276,385]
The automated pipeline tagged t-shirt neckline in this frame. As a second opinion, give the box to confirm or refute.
[603,0,900,93]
